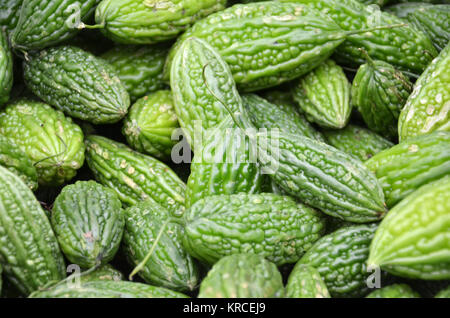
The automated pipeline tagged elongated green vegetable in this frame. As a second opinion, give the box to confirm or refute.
[184,193,325,266]
[365,131,450,207]
[95,0,226,44]
[283,0,437,76]
[398,43,450,141]
[85,135,186,217]
[292,59,351,129]
[368,176,450,280]
[198,254,285,298]
[0,166,66,295]
[123,201,199,292]
[23,46,130,124]
[166,1,390,91]
[366,284,420,298]
[0,29,12,107]
[286,264,330,298]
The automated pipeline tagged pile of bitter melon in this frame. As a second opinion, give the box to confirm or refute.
[0,0,448,299]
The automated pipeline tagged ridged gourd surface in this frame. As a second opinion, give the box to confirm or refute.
[365,131,450,207]
[282,0,438,75]
[166,1,349,91]
[51,181,125,268]
[0,166,66,295]
[95,0,227,44]
[298,224,378,298]
[85,135,186,217]
[183,193,326,266]
[260,132,386,222]
[198,254,284,298]
[368,176,450,280]
[398,43,450,141]
[23,46,130,124]
[11,0,97,50]
[0,99,85,186]
[123,201,199,292]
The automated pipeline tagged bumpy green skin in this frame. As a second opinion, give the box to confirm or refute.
[85,135,186,217]
[292,60,351,129]
[170,37,252,145]
[366,131,450,207]
[95,0,226,44]
[359,0,389,5]
[242,94,325,142]
[185,116,263,208]
[435,286,450,298]
[0,0,23,31]
[51,181,125,269]
[0,100,85,186]
[0,30,12,106]
[286,264,330,298]
[0,135,38,191]
[323,125,393,161]
[284,0,438,75]
[184,193,326,266]
[0,166,66,295]
[405,5,450,51]
[11,0,97,50]
[122,91,179,161]
[366,284,420,298]
[123,201,199,292]
[29,281,189,298]
[23,46,130,124]
[385,3,433,18]
[398,43,450,141]
[298,224,378,298]
[166,2,352,92]
[352,59,413,140]
[368,176,450,280]
[79,265,124,283]
[260,132,386,223]
[198,254,284,298]
[101,45,168,102]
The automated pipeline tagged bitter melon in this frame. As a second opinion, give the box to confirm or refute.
[0,99,85,186]
[385,2,433,18]
[95,0,226,44]
[51,181,125,269]
[122,91,180,161]
[170,36,251,146]
[365,131,450,207]
[29,280,189,298]
[283,0,438,76]
[258,132,387,223]
[183,193,326,266]
[398,43,450,141]
[101,45,169,102]
[123,201,199,292]
[0,29,12,106]
[0,0,23,31]
[366,284,420,298]
[292,59,351,129]
[166,1,367,91]
[323,125,393,161]
[0,134,38,191]
[242,94,325,142]
[405,4,450,51]
[0,166,66,295]
[11,0,98,50]
[79,265,123,283]
[198,254,284,298]
[23,46,130,124]
[352,56,413,140]
[286,264,330,298]
[185,116,263,208]
[298,224,378,298]
[368,176,450,280]
[85,135,186,217]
